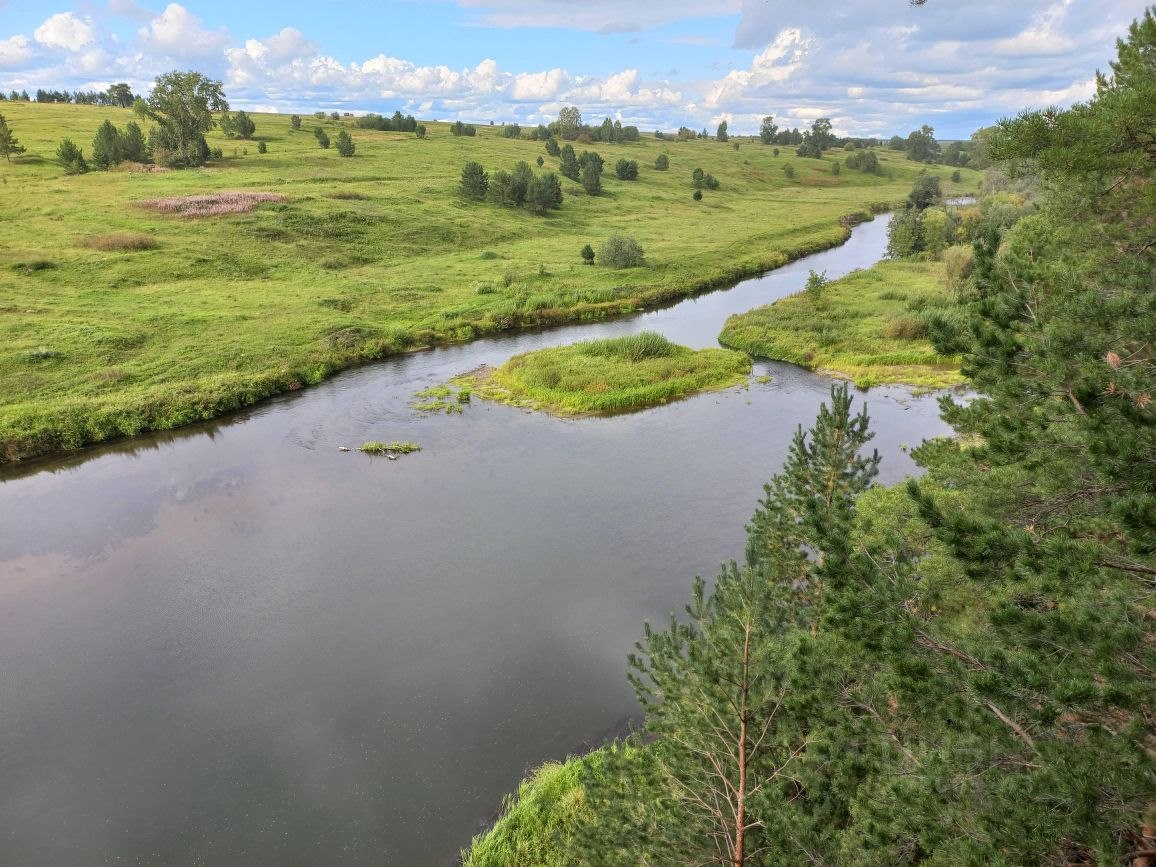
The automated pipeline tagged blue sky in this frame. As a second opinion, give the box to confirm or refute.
[0,1,1148,138]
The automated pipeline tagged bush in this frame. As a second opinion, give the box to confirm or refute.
[581,164,601,195]
[461,161,488,200]
[335,129,355,157]
[951,169,962,182]
[580,244,595,265]
[56,138,88,174]
[693,189,703,201]
[691,167,719,189]
[782,164,795,179]
[654,153,669,171]
[599,235,645,269]
[773,147,780,156]
[882,315,928,340]
[257,140,267,154]
[314,127,330,148]
[614,159,638,180]
[290,114,301,130]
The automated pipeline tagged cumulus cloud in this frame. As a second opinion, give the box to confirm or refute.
[451,0,740,33]
[0,34,33,67]
[137,3,229,59]
[34,12,96,51]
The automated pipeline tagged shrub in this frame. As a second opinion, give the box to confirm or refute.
[314,127,330,149]
[951,169,962,182]
[654,153,669,170]
[290,114,301,130]
[614,159,638,180]
[461,161,488,200]
[882,315,928,340]
[56,138,88,174]
[257,141,267,154]
[536,155,544,167]
[773,147,780,156]
[335,130,355,157]
[581,164,601,195]
[599,235,645,269]
[580,244,595,265]
[415,124,427,139]
[783,164,795,179]
[693,189,703,201]
[831,160,841,176]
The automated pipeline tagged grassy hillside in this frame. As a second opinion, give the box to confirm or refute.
[0,102,982,461]
[719,259,965,389]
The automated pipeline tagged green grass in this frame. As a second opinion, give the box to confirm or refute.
[357,440,421,455]
[0,101,984,461]
[462,332,751,415]
[719,260,965,389]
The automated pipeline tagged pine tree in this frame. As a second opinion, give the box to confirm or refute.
[56,138,88,174]
[0,113,26,162]
[92,119,123,170]
[119,121,146,162]
[460,161,488,200]
[334,129,355,157]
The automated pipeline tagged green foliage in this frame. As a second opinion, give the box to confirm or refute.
[613,159,638,180]
[559,143,579,180]
[91,119,122,169]
[759,115,778,145]
[692,189,702,201]
[598,235,644,269]
[256,140,267,155]
[314,127,330,149]
[716,119,728,142]
[450,120,477,136]
[544,136,560,157]
[134,70,227,168]
[580,244,595,265]
[0,113,26,161]
[471,333,750,416]
[357,440,421,455]
[691,167,719,189]
[654,153,668,171]
[334,129,355,157]
[796,117,834,158]
[460,160,488,200]
[907,170,942,209]
[905,123,941,162]
[119,121,145,162]
[55,138,88,174]
[232,110,256,139]
[290,114,300,130]
[581,163,601,195]
[782,163,795,178]
[844,148,880,173]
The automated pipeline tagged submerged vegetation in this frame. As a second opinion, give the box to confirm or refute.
[463,332,751,416]
[719,260,963,388]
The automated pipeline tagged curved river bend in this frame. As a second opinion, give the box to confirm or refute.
[0,215,952,865]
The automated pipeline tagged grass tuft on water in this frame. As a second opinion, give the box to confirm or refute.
[462,331,751,416]
[357,440,421,455]
[718,260,963,389]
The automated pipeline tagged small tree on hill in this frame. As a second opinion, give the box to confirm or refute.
[134,70,227,168]
[614,159,639,180]
[290,114,301,130]
[314,127,330,149]
[120,121,146,162]
[335,129,355,157]
[759,115,778,145]
[257,140,267,154]
[599,235,644,268]
[654,153,669,171]
[559,144,579,181]
[0,114,26,162]
[581,163,601,195]
[581,244,595,265]
[56,138,88,174]
[716,120,728,142]
[233,110,256,139]
[460,161,488,200]
[907,171,941,210]
[92,120,123,169]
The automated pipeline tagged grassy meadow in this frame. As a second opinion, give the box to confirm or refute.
[718,259,965,389]
[0,101,982,461]
[463,332,751,416]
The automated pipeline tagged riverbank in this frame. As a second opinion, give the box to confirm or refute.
[0,102,982,463]
[718,259,964,389]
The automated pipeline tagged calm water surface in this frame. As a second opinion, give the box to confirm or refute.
[0,215,953,864]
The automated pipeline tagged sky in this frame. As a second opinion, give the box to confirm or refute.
[0,0,1148,138]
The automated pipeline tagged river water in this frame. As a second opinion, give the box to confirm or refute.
[0,214,954,865]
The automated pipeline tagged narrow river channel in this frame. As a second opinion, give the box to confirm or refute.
[0,214,955,865]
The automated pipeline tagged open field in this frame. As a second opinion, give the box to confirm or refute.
[0,102,982,461]
[462,332,751,416]
[718,259,965,389]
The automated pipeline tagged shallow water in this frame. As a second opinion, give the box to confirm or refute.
[0,214,953,864]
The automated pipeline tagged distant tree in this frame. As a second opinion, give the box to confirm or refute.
[782,163,795,179]
[329,111,340,121]
[56,138,88,174]
[581,244,595,265]
[120,121,146,162]
[691,167,719,190]
[716,120,729,142]
[334,129,355,157]
[905,124,940,162]
[796,117,834,158]
[290,114,301,130]
[654,153,669,171]
[759,115,778,145]
[460,161,489,200]
[559,144,580,181]
[772,147,780,156]
[693,189,703,201]
[615,159,639,180]
[92,120,123,169]
[599,235,645,268]
[451,120,477,137]
[134,70,227,168]
[558,106,583,140]
[907,171,941,210]
[887,134,905,150]
[233,110,256,140]
[257,140,267,154]
[415,124,427,139]
[107,83,134,108]
[845,149,880,173]
[314,127,330,149]
[0,114,27,162]
[524,172,564,215]
[581,163,601,195]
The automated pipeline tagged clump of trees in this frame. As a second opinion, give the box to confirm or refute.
[795,117,835,158]
[357,111,419,132]
[30,83,135,106]
[0,114,26,162]
[460,160,563,215]
[691,167,719,190]
[598,235,645,268]
[844,149,880,173]
[91,119,146,169]
[451,121,477,137]
[220,110,256,140]
[134,70,227,168]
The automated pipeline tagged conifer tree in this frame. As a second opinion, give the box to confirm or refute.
[92,119,123,169]
[0,113,25,161]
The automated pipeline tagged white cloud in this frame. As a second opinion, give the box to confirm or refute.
[34,12,95,51]
[451,0,740,33]
[137,3,229,59]
[704,28,811,108]
[0,34,33,67]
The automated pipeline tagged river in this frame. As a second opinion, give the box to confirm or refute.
[0,213,955,864]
